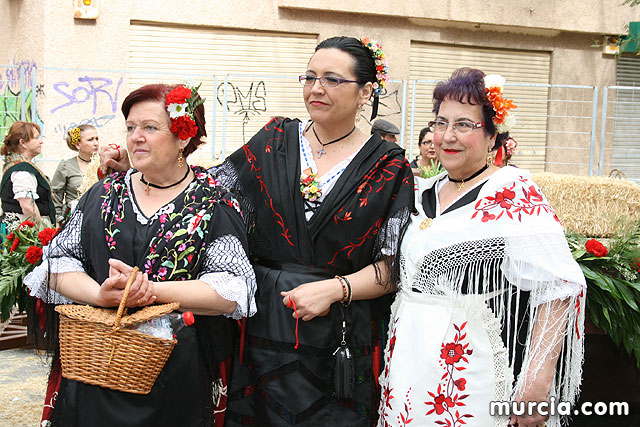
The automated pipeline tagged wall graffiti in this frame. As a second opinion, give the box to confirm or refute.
[0,58,37,93]
[50,76,124,114]
[0,60,42,135]
[217,80,267,140]
[0,86,41,131]
[53,114,117,139]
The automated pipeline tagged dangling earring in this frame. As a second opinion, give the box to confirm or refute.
[355,105,364,123]
[178,148,185,168]
[486,150,494,167]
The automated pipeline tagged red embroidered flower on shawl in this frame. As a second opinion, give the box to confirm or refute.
[585,239,608,257]
[440,342,464,365]
[433,394,455,415]
[494,188,516,209]
[454,378,466,391]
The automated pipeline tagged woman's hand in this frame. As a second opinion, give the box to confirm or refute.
[508,385,551,426]
[104,258,156,308]
[99,144,130,174]
[281,278,343,321]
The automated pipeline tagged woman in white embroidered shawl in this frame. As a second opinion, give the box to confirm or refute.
[377,68,585,427]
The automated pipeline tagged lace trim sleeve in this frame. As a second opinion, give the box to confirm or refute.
[374,206,411,260]
[197,234,257,319]
[210,160,256,232]
[24,210,87,304]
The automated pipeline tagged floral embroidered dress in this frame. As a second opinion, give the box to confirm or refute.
[25,165,257,427]
[217,117,414,426]
[378,166,585,427]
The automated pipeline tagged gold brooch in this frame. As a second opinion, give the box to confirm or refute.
[419,218,432,230]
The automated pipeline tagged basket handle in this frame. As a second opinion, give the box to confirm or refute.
[113,266,140,330]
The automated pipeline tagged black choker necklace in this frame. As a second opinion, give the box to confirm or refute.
[140,167,190,195]
[77,155,91,163]
[311,123,356,158]
[448,164,488,191]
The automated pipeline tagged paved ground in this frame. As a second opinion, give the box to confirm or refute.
[0,347,49,427]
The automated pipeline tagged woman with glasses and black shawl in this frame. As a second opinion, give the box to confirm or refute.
[377,68,585,427]
[100,36,414,426]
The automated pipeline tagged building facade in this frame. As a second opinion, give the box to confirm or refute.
[1,1,638,177]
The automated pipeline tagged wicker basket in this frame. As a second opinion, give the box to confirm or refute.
[55,267,181,394]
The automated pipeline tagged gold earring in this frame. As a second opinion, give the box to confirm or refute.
[486,151,494,167]
[355,105,364,123]
[178,148,185,168]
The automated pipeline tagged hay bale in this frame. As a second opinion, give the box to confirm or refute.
[531,172,640,238]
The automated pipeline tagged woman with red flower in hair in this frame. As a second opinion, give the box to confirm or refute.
[377,68,586,427]
[24,83,256,426]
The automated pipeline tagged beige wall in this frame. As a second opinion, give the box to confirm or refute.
[2,0,637,175]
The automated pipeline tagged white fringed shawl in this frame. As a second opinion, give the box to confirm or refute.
[398,166,585,425]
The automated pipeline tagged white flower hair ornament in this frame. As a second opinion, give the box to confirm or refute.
[484,74,517,134]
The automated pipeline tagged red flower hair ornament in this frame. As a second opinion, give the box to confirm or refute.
[165,84,205,140]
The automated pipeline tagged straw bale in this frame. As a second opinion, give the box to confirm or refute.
[531,172,640,238]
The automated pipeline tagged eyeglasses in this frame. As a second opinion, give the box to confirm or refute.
[418,139,434,146]
[299,75,359,88]
[428,120,485,134]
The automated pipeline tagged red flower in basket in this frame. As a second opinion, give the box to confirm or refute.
[26,246,43,265]
[585,239,608,257]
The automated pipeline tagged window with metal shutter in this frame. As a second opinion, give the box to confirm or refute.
[611,55,640,181]
[408,42,551,172]
[129,23,317,163]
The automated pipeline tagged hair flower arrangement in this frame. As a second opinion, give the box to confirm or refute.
[484,74,517,133]
[360,37,388,95]
[165,83,205,140]
[71,127,81,146]
[300,168,322,202]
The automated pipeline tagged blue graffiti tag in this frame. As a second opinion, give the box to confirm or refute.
[54,114,116,137]
[50,76,123,114]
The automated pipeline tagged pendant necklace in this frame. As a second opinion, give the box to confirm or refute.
[140,167,191,195]
[448,165,488,192]
[312,123,356,158]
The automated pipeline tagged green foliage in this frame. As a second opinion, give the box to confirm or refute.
[568,221,640,369]
[419,160,445,179]
[0,253,32,322]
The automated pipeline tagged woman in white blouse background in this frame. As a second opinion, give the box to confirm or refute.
[1,121,56,228]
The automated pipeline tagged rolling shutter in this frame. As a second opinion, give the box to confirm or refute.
[611,55,640,181]
[129,23,317,163]
[408,42,551,172]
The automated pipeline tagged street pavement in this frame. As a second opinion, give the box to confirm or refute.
[0,347,48,426]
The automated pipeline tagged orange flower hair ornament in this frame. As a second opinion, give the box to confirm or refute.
[165,84,205,140]
[484,74,516,133]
